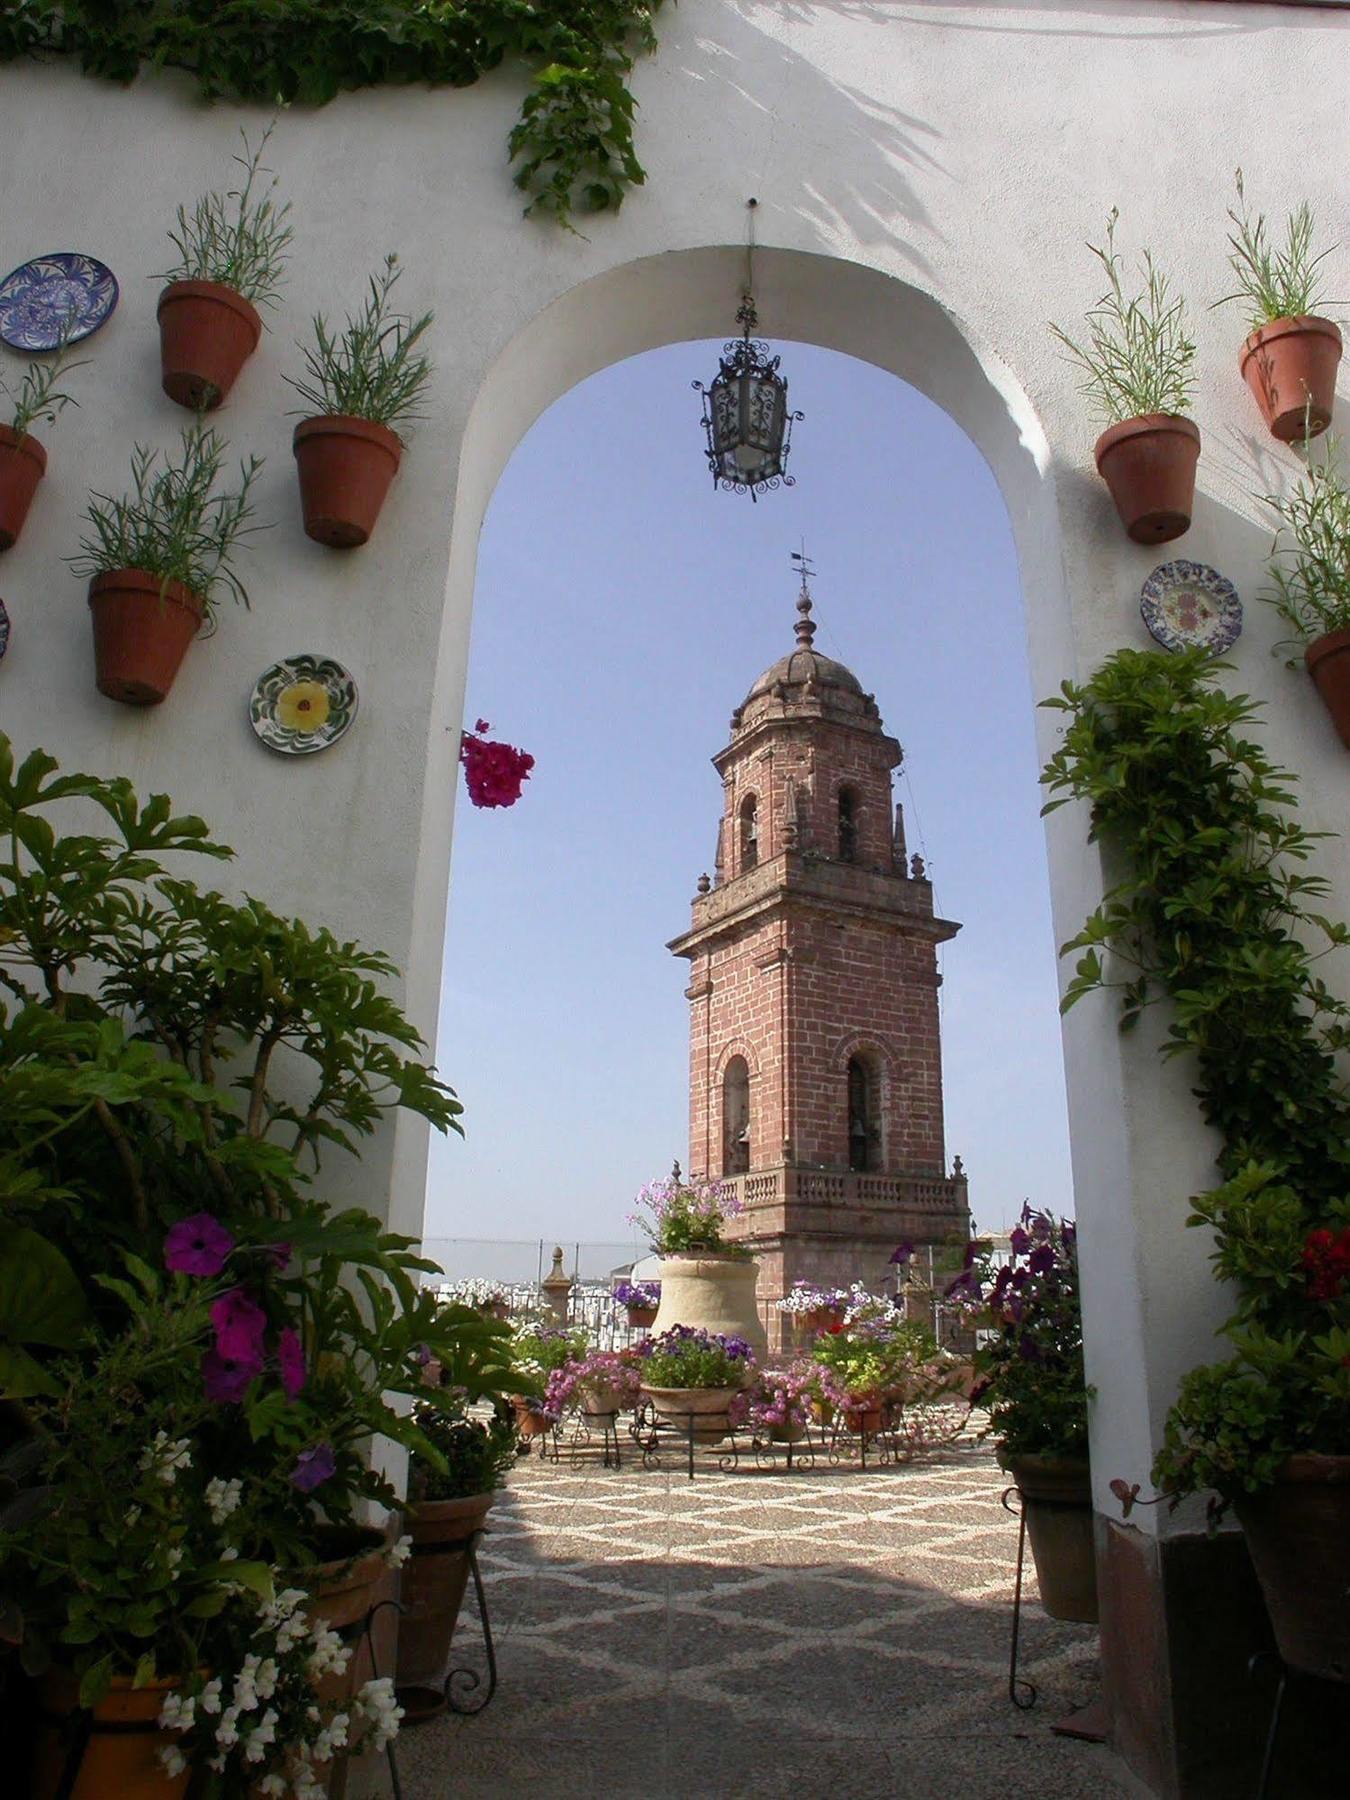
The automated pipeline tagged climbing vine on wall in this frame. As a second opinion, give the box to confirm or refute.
[0,1,666,227]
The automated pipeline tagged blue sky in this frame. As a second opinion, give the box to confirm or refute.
[424,341,1073,1271]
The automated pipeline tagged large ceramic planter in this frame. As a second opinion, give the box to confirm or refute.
[1094,413,1200,545]
[0,423,46,550]
[30,1670,189,1800]
[1240,315,1342,442]
[293,415,402,548]
[157,280,262,411]
[641,1383,743,1443]
[88,569,204,706]
[1232,1453,1350,1682]
[576,1380,626,1419]
[395,1490,495,1718]
[998,1449,1099,1625]
[650,1251,767,1356]
[1306,628,1350,750]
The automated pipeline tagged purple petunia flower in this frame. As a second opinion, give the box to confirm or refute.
[164,1212,235,1278]
[203,1348,263,1405]
[889,1241,915,1266]
[290,1442,337,1493]
[1009,1227,1031,1256]
[277,1326,306,1400]
[1028,1244,1057,1277]
[210,1289,268,1363]
[261,1240,292,1271]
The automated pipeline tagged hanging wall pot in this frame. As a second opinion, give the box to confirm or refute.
[1094,414,1201,545]
[293,415,402,548]
[157,280,262,411]
[1240,316,1342,444]
[0,426,45,549]
[88,570,205,706]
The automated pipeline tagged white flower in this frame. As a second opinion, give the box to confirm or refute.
[199,1678,223,1717]
[220,1546,239,1562]
[242,1709,277,1765]
[355,1676,403,1748]
[257,1777,287,1798]
[165,1545,184,1575]
[254,1657,279,1700]
[158,1691,194,1733]
[205,1476,243,1524]
[139,1430,192,1485]
[294,1767,326,1800]
[158,1745,187,1778]
[124,1504,142,1526]
[215,1705,241,1749]
[385,1533,413,1569]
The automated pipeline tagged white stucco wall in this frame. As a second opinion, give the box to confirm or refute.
[1,1,1347,1524]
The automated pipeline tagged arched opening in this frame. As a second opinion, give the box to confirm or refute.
[739,794,759,871]
[847,1052,882,1173]
[838,784,860,863]
[722,1055,751,1174]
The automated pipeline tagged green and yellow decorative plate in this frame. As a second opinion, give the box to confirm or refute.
[248,655,357,755]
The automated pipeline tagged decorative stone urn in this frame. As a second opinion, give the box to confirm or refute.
[650,1252,767,1356]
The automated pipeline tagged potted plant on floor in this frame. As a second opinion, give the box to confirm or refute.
[68,423,263,704]
[509,1325,586,1436]
[776,1281,849,1338]
[959,1210,1097,1623]
[394,1397,519,1722]
[808,1312,953,1438]
[637,1325,755,1443]
[744,1361,815,1444]
[285,254,432,548]
[546,1347,641,1424]
[0,323,84,550]
[157,125,292,410]
[1261,439,1350,748]
[1051,209,1199,544]
[630,1164,766,1354]
[1043,648,1350,1673]
[1221,171,1342,442]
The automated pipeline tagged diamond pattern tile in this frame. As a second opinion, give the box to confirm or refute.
[396,1436,1139,1798]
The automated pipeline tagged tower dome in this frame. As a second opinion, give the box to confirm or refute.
[743,589,864,705]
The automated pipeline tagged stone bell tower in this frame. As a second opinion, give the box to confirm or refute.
[668,565,970,1348]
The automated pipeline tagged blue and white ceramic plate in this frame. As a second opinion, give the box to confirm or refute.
[0,599,10,662]
[1140,561,1242,655]
[0,252,119,350]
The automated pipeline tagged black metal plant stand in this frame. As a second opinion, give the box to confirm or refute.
[629,1397,746,1479]
[1001,1484,1038,1710]
[394,1527,499,1725]
[1249,1650,1347,1800]
[569,1409,623,1470]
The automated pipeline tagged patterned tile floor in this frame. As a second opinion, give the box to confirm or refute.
[397,1430,1142,1799]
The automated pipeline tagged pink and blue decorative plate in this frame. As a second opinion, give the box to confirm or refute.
[1140,561,1242,655]
[0,252,119,350]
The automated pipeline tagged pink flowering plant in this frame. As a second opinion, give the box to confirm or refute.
[628,1168,744,1255]
[744,1361,816,1435]
[545,1348,642,1416]
[459,719,534,809]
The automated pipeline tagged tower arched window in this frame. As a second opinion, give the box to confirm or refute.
[739,795,759,871]
[723,1056,750,1174]
[838,786,860,863]
[847,1053,882,1173]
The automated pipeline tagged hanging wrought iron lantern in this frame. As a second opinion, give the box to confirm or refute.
[694,201,802,500]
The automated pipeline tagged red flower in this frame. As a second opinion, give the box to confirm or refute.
[460,725,535,810]
[1301,1226,1350,1301]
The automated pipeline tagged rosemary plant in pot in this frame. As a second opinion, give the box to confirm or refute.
[1262,435,1350,748]
[157,125,292,411]
[1222,172,1342,443]
[285,254,432,548]
[1051,209,1199,544]
[961,1211,1097,1623]
[69,423,262,704]
[0,324,83,550]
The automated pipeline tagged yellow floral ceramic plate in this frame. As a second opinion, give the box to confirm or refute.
[248,655,357,755]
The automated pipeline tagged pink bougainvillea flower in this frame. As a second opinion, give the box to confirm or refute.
[277,1326,306,1400]
[460,724,535,809]
[203,1349,263,1405]
[290,1442,337,1493]
[210,1288,268,1363]
[164,1212,235,1278]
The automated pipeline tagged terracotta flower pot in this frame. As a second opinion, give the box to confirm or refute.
[394,1491,495,1718]
[1232,1453,1350,1681]
[840,1398,885,1435]
[88,569,204,707]
[1240,315,1342,443]
[0,423,46,550]
[999,1449,1099,1624]
[293,415,402,549]
[801,1305,844,1335]
[511,1395,551,1438]
[157,280,262,411]
[626,1303,658,1329]
[641,1383,743,1444]
[1094,413,1200,545]
[30,1669,189,1800]
[1305,627,1350,750]
[576,1380,625,1418]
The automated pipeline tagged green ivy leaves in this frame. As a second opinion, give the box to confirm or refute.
[0,2,666,229]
